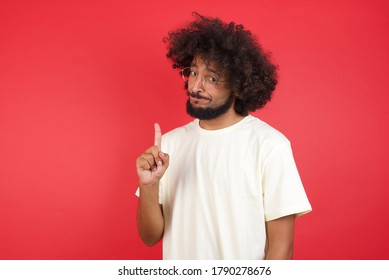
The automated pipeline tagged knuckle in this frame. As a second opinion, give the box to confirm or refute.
[151,146,159,154]
[146,145,158,153]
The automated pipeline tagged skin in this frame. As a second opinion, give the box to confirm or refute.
[136,123,167,246]
[264,215,295,259]
[136,57,296,258]
[187,57,244,129]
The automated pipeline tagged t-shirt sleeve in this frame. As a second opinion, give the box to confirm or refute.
[262,142,312,221]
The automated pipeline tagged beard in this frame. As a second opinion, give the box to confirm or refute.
[186,91,234,120]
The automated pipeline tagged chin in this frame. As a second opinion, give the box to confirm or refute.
[186,98,234,120]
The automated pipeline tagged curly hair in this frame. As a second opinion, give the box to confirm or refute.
[164,12,279,116]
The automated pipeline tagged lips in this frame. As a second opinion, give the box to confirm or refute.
[187,91,212,101]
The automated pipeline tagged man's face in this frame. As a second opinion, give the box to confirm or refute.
[185,56,234,120]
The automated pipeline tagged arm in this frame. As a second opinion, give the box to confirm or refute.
[136,124,169,246]
[137,183,164,246]
[264,214,295,260]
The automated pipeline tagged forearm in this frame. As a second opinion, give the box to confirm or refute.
[264,242,293,260]
[137,183,164,246]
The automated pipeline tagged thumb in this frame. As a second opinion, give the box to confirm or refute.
[154,152,169,179]
[159,151,169,166]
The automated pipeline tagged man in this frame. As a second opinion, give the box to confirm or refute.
[136,13,311,260]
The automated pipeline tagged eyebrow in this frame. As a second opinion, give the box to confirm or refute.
[190,62,219,75]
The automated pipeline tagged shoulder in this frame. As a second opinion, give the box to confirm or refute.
[243,115,290,147]
[161,120,197,144]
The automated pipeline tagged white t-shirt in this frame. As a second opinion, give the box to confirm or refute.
[141,115,311,259]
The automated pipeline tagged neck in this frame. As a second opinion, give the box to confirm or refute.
[199,107,245,130]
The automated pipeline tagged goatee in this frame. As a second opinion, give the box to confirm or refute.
[186,91,234,120]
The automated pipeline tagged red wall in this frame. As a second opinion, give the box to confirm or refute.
[1,0,388,260]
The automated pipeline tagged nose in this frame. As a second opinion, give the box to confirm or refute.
[189,75,204,92]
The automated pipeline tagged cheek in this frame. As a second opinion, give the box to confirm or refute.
[213,90,232,102]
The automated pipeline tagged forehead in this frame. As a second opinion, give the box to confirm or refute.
[191,56,219,74]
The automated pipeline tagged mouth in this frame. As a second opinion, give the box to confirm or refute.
[187,91,212,101]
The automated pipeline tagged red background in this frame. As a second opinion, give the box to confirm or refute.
[1,0,388,260]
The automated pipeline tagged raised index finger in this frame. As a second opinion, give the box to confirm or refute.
[154,123,162,150]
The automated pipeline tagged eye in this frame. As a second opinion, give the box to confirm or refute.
[190,70,198,77]
[207,76,219,84]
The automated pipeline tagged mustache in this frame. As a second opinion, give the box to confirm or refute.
[187,91,212,101]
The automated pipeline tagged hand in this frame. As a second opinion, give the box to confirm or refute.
[136,123,169,186]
